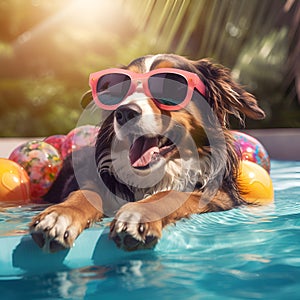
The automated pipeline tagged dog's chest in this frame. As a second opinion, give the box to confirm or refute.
[132,157,204,200]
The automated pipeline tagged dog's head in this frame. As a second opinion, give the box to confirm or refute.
[88,54,265,201]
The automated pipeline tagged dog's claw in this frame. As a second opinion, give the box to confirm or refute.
[33,220,40,226]
[64,231,69,239]
[121,223,127,232]
[138,224,145,234]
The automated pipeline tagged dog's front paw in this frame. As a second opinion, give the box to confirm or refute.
[29,206,86,253]
[109,203,163,251]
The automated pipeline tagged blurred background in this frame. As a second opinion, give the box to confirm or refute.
[0,0,299,137]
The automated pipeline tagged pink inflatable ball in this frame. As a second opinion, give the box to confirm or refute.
[231,130,271,173]
[9,141,63,200]
[44,135,67,155]
[61,125,99,159]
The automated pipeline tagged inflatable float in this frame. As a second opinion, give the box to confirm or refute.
[0,225,145,277]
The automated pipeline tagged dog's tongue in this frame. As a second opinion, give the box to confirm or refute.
[129,136,159,167]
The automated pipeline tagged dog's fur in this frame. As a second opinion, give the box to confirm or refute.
[29,54,266,252]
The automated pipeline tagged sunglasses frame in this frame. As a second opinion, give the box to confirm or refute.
[89,68,206,111]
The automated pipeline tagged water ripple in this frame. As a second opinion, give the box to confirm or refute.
[1,160,300,299]
[271,160,300,191]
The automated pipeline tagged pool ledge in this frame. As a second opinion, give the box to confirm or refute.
[243,128,300,161]
[0,128,299,160]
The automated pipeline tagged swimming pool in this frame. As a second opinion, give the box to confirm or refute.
[1,160,300,299]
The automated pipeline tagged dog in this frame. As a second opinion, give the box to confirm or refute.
[29,54,266,252]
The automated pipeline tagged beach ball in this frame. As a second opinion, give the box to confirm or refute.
[9,141,62,200]
[0,158,31,203]
[61,125,99,159]
[237,160,273,205]
[44,134,67,155]
[232,131,270,173]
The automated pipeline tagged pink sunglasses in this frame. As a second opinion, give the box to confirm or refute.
[89,68,206,111]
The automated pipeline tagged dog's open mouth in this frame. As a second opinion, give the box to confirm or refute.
[129,136,176,169]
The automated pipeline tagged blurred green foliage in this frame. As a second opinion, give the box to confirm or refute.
[0,0,299,137]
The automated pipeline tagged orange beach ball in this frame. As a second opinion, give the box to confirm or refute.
[0,158,31,204]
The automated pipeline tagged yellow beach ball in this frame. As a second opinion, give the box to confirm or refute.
[237,160,274,205]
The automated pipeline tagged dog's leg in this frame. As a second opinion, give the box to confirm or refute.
[29,190,103,252]
[110,190,236,251]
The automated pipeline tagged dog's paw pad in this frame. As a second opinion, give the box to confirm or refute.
[110,211,161,251]
[29,210,79,253]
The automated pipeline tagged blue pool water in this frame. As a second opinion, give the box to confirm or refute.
[1,160,300,299]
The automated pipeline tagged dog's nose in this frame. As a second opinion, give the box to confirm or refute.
[115,104,142,126]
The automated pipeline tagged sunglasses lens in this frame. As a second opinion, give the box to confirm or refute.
[148,73,188,107]
[96,73,131,106]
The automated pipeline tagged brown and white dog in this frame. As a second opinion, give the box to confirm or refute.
[29,54,266,252]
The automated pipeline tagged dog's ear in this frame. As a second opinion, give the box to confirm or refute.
[81,90,93,108]
[193,59,265,125]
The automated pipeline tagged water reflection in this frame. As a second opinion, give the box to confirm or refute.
[1,161,300,299]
